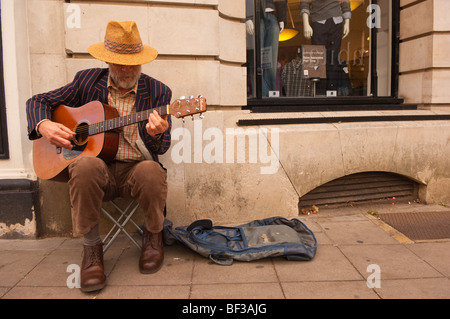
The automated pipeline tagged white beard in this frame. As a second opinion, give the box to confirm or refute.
[109,65,142,90]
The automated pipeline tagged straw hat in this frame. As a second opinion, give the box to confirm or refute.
[88,21,158,66]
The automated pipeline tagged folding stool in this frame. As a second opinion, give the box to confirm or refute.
[101,199,143,254]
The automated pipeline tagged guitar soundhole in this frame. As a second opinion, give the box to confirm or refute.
[74,123,89,146]
[62,122,89,160]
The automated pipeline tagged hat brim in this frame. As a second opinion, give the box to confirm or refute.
[88,42,158,66]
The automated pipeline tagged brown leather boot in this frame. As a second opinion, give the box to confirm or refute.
[80,243,106,292]
[139,228,164,274]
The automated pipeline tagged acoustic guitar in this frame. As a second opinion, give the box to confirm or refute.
[33,97,206,181]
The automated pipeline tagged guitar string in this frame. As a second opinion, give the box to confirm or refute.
[69,100,202,135]
[70,108,159,135]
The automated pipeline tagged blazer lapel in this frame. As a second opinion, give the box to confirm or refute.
[136,76,151,112]
[94,76,109,104]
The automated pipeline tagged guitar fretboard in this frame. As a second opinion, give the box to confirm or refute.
[88,105,169,136]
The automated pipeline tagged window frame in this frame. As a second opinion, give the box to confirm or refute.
[244,0,401,112]
[0,4,9,160]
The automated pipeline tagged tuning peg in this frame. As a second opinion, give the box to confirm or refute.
[189,95,194,99]
[191,115,195,121]
[179,96,186,100]
[199,113,205,119]
[198,95,203,98]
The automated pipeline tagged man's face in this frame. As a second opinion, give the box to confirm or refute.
[108,63,142,90]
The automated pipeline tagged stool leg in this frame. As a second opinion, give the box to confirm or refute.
[102,201,135,245]
[111,201,143,235]
[102,201,142,254]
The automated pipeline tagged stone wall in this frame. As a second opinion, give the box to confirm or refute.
[398,0,450,109]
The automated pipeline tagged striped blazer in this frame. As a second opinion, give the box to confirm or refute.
[26,68,172,162]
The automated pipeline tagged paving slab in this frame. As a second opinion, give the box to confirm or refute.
[281,281,379,299]
[406,242,450,277]
[318,220,400,245]
[274,245,364,282]
[339,244,444,280]
[107,244,194,286]
[192,256,278,285]
[374,278,450,299]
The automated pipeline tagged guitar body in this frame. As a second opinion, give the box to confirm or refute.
[32,101,120,181]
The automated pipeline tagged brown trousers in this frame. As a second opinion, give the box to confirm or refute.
[68,157,167,235]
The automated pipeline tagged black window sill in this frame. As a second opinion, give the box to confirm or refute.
[243,97,412,113]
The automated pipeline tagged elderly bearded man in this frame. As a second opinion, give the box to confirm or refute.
[26,21,171,292]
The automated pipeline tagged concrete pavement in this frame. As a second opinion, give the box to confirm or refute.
[1,203,450,300]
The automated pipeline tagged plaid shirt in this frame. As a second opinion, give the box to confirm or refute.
[107,78,144,162]
[282,59,313,97]
[26,68,172,162]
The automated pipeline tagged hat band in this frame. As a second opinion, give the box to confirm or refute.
[104,38,143,54]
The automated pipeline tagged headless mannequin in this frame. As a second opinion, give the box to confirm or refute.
[301,0,351,95]
[246,9,284,96]
[246,1,287,96]
[302,12,350,40]
[246,14,284,35]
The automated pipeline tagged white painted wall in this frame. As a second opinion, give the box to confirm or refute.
[0,0,35,179]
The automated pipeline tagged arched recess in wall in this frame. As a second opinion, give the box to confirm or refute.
[298,172,420,209]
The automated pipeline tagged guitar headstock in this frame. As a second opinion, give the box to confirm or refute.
[169,96,207,119]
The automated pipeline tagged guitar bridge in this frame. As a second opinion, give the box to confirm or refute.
[62,142,87,160]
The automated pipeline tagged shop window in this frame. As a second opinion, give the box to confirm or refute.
[245,0,398,103]
[0,4,9,159]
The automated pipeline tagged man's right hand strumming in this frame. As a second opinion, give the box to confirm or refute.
[37,120,76,150]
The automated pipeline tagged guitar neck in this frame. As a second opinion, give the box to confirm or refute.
[88,104,169,136]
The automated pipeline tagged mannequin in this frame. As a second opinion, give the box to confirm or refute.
[303,14,350,39]
[246,0,287,97]
[300,0,351,95]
